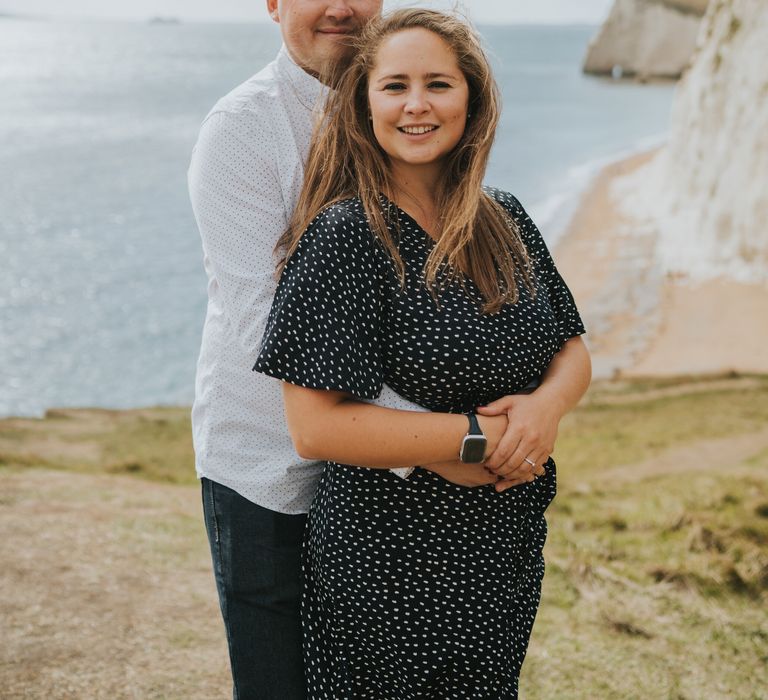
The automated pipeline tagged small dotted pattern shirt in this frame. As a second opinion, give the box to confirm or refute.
[254,192,586,697]
[188,46,419,515]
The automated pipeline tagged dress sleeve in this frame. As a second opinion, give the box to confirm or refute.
[494,190,586,347]
[253,203,386,400]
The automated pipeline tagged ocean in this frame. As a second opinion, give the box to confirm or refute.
[0,18,675,417]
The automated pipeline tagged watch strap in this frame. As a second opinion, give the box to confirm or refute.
[466,412,482,436]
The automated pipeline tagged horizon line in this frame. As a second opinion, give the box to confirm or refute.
[0,12,601,27]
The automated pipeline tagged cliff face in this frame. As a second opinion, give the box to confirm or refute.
[642,0,768,280]
[584,0,708,79]
[665,0,710,13]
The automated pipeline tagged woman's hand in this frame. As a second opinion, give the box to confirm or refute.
[478,337,591,492]
[477,393,562,488]
[421,413,508,487]
[421,460,498,487]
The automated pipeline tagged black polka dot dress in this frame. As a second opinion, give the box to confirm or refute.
[254,189,585,699]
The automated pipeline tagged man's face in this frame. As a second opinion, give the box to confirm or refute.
[266,0,382,76]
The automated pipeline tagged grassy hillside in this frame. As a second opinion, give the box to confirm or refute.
[1,374,767,699]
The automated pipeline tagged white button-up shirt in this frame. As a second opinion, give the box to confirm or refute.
[188,46,419,514]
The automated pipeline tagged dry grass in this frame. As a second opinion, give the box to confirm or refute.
[1,375,767,699]
[0,469,230,699]
[0,407,195,484]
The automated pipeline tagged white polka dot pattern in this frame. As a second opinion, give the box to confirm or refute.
[254,190,585,697]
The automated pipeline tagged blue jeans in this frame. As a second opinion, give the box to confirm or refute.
[202,478,308,700]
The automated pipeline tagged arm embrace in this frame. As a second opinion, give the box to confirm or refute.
[282,382,506,482]
[254,197,589,488]
[253,201,502,485]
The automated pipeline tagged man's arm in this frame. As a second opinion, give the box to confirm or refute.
[188,109,285,357]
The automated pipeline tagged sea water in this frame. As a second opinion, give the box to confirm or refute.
[0,18,675,416]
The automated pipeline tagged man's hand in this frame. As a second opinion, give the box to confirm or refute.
[477,393,562,489]
[422,460,498,488]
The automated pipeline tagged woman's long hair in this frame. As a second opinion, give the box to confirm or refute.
[277,8,534,314]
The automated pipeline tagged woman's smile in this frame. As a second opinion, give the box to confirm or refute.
[397,124,440,138]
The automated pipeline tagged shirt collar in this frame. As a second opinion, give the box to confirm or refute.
[275,44,326,109]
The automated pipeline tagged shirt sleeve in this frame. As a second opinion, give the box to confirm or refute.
[495,191,586,347]
[188,109,286,358]
[253,203,386,401]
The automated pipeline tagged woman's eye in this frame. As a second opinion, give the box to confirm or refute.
[429,81,451,89]
[383,83,406,92]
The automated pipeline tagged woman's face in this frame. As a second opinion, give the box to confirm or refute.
[367,28,470,176]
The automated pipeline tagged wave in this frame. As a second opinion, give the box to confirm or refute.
[529,132,667,247]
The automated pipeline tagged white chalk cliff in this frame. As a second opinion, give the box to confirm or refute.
[620,0,768,281]
[584,0,708,79]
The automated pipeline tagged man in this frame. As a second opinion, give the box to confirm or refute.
[188,2,407,698]
[189,2,590,697]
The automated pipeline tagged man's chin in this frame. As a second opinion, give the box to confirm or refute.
[311,43,357,83]
[323,37,356,62]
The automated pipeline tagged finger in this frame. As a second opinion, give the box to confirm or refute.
[493,461,532,481]
[508,442,537,475]
[494,477,530,493]
[527,451,549,477]
[516,446,549,477]
[476,396,517,415]
[496,451,550,488]
[490,441,536,477]
[486,435,528,473]
[484,431,522,471]
[521,450,547,476]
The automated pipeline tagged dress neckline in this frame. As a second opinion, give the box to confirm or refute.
[377,194,438,247]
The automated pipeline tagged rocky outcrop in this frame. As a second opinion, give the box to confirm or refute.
[628,0,768,280]
[569,0,768,377]
[584,0,708,80]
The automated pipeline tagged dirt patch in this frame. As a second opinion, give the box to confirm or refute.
[586,375,765,405]
[596,426,768,484]
[0,469,229,699]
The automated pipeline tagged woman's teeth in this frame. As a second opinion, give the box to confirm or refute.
[399,126,438,135]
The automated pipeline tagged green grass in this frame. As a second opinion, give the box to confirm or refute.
[519,376,768,698]
[557,379,768,476]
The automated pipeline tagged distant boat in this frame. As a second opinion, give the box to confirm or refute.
[148,16,181,25]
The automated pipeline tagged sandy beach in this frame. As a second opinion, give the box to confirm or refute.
[554,150,768,379]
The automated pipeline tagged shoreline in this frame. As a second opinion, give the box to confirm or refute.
[532,134,669,249]
[554,149,768,378]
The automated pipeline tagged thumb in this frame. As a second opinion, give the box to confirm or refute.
[476,396,516,415]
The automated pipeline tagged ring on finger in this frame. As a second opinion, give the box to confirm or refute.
[524,457,535,467]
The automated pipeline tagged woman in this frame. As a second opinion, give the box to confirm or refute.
[254,9,591,698]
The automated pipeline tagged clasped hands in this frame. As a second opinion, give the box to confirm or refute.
[425,393,560,493]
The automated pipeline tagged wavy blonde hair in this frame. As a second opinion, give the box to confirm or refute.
[277,8,534,313]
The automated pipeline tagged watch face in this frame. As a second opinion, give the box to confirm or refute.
[461,435,487,463]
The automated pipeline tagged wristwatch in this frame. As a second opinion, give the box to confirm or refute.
[459,413,487,463]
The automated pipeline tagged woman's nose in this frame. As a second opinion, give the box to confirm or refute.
[405,90,429,114]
